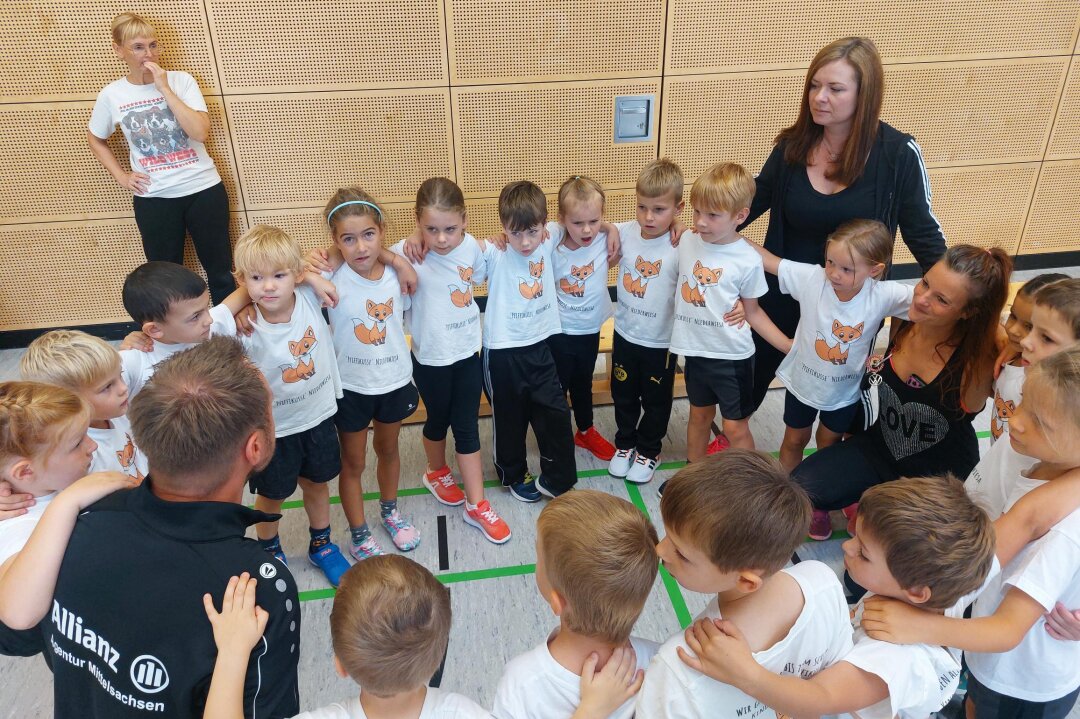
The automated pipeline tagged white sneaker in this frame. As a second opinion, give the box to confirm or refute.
[626,453,658,484]
[609,448,636,478]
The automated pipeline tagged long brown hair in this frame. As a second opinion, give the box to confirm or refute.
[776,37,884,187]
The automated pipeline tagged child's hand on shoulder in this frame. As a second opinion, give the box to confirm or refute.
[234,304,258,336]
[120,331,154,353]
[306,247,336,274]
[1045,602,1080,641]
[204,573,269,658]
[0,480,35,521]
[486,232,508,252]
[602,222,622,265]
[395,259,419,296]
[678,618,759,687]
[304,273,339,309]
[572,645,643,719]
[402,229,428,265]
[669,219,688,248]
[724,299,746,328]
[58,471,140,512]
[860,596,931,645]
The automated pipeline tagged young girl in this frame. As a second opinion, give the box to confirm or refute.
[748,219,913,538]
[548,176,617,463]
[991,273,1069,442]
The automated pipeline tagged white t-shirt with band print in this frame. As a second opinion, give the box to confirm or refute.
[774,259,913,412]
[549,222,613,336]
[325,263,413,395]
[669,233,769,360]
[481,240,561,350]
[613,220,679,348]
[88,414,148,481]
[390,236,486,367]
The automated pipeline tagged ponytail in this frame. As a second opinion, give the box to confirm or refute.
[0,382,88,462]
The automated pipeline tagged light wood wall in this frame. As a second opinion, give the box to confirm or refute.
[1,1,1078,330]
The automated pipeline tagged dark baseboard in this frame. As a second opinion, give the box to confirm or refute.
[0,321,140,350]
[1012,250,1080,271]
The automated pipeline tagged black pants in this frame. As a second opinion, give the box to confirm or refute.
[412,353,482,454]
[751,276,800,410]
[611,333,677,459]
[967,671,1080,719]
[132,182,235,304]
[547,332,600,432]
[482,343,576,492]
[791,433,895,511]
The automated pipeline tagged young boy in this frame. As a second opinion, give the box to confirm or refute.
[232,225,348,586]
[20,330,147,480]
[669,164,790,460]
[608,158,684,484]
[481,181,576,501]
[202,557,490,718]
[492,490,659,718]
[636,449,852,718]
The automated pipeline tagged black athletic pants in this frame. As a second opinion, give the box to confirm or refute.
[411,353,483,455]
[610,332,677,460]
[790,433,895,511]
[750,275,799,410]
[547,332,600,432]
[132,182,236,304]
[481,342,576,492]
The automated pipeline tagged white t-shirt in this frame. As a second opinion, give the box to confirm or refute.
[325,263,413,394]
[481,241,561,349]
[88,414,148,480]
[990,363,1025,443]
[492,630,658,719]
[968,508,1080,702]
[775,260,913,411]
[390,236,485,367]
[549,223,613,336]
[636,560,852,719]
[669,234,769,360]
[613,221,680,349]
[0,492,54,565]
[964,437,1041,520]
[119,303,236,398]
[241,288,342,438]
[88,72,221,198]
[292,688,491,719]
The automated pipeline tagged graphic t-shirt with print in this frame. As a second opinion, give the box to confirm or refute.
[613,220,679,348]
[549,222,612,335]
[481,241,561,349]
[990,363,1025,443]
[88,414,148,480]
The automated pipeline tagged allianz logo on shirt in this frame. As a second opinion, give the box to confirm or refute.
[131,654,170,693]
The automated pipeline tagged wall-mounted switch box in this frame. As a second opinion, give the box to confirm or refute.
[614,95,654,143]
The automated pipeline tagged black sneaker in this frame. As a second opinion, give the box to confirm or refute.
[657,479,668,498]
[536,475,571,499]
[508,475,542,503]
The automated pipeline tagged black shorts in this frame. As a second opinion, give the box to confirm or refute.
[684,356,755,420]
[334,383,419,433]
[967,670,1080,719]
[248,416,341,500]
[783,391,859,433]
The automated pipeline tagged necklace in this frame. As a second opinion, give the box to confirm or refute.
[821,134,843,162]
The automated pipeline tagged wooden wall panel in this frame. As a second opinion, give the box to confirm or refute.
[1047,57,1080,160]
[1019,161,1080,255]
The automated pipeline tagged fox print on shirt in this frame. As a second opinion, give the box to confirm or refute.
[559,261,595,297]
[353,299,393,346]
[449,266,475,308]
[622,256,663,299]
[814,320,864,365]
[991,393,1016,441]
[519,258,545,299]
[116,433,145,482]
[679,261,723,307]
[279,326,318,383]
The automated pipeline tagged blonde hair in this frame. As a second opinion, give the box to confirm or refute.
[536,491,658,644]
[690,162,756,214]
[826,219,895,275]
[557,176,605,218]
[21,330,120,391]
[324,187,386,234]
[0,382,89,465]
[233,225,304,279]
[330,555,451,697]
[1024,345,1080,440]
[415,177,466,218]
[637,158,684,202]
[111,12,155,47]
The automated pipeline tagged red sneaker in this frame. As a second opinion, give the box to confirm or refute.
[706,434,731,455]
[463,500,512,544]
[809,509,833,541]
[422,466,465,506]
[842,503,859,536]
[575,426,616,461]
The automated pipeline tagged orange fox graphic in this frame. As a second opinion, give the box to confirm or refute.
[116,433,145,482]
[990,393,1015,440]
[280,325,318,383]
[353,299,394,346]
[814,320,864,365]
[622,256,662,299]
[559,262,595,297]
[449,265,474,308]
[519,257,544,299]
[679,261,723,307]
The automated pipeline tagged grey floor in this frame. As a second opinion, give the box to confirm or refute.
[1,266,1076,717]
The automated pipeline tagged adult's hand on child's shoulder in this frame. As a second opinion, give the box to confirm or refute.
[60,471,139,512]
[0,480,34,521]
[120,331,154,353]
[203,573,269,656]
[1045,602,1080,641]
[573,646,643,719]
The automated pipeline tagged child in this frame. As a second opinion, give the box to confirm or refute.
[547,176,617,463]
[609,159,684,484]
[1018,277,1080,369]
[492,490,659,719]
[669,164,791,460]
[232,225,350,585]
[636,449,852,718]
[991,273,1069,442]
[203,557,491,718]
[20,330,147,480]
[481,181,576,501]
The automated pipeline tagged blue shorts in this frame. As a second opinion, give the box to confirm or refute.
[783,392,859,433]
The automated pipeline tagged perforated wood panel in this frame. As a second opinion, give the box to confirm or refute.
[205,1,447,93]
[1019,161,1080,254]
[1047,57,1080,160]
[247,205,417,255]
[226,90,453,209]
[447,0,664,84]
[665,0,1080,74]
[0,2,218,101]
[453,80,660,198]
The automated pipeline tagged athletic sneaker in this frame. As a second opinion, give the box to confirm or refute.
[508,474,542,503]
[809,509,833,541]
[381,509,421,551]
[536,474,571,499]
[575,426,616,460]
[706,433,731,455]
[842,503,859,536]
[348,534,385,562]
[308,542,351,587]
[463,500,512,544]
[423,466,466,506]
[269,548,288,567]
[657,480,667,497]
[626,453,658,484]
[609,448,636,478]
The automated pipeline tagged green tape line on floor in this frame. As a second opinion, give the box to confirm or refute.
[298,562,537,603]
[624,482,694,629]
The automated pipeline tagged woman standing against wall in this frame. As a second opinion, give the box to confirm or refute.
[87,13,234,303]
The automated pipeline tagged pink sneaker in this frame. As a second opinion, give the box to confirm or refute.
[842,503,859,536]
[808,509,832,541]
[381,509,421,551]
